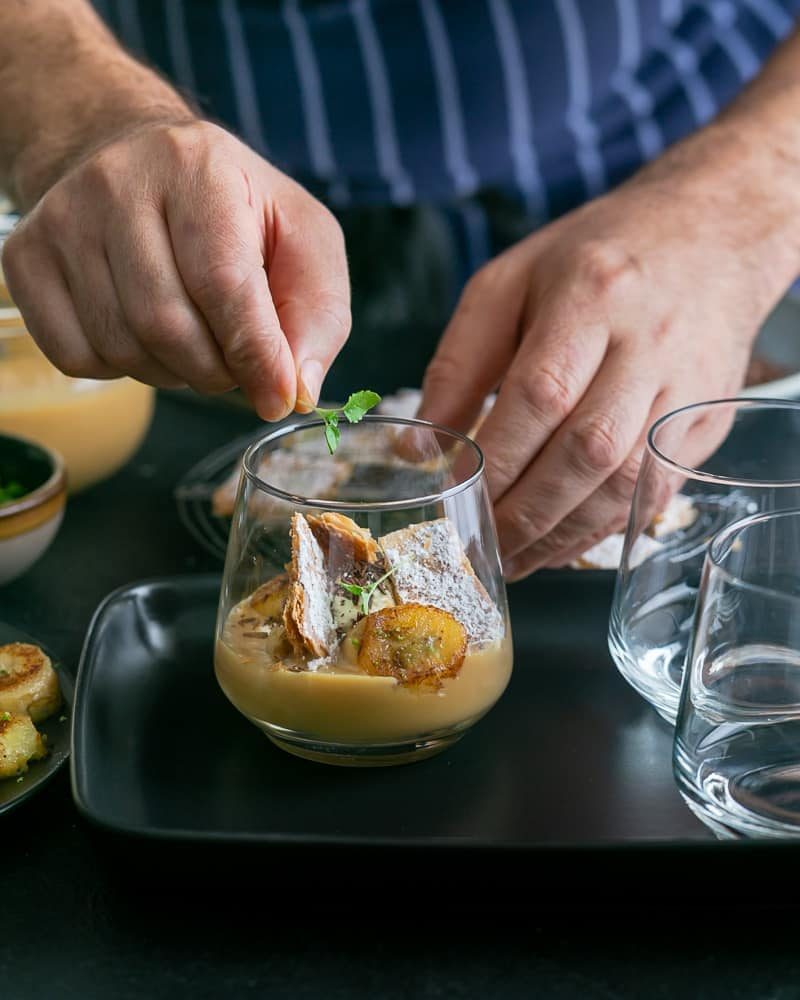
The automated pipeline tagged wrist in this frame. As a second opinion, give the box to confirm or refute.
[11,103,196,209]
[634,119,800,308]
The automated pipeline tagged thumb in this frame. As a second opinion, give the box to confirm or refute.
[265,197,351,411]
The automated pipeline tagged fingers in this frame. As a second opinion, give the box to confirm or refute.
[55,233,186,388]
[416,261,525,433]
[2,226,119,379]
[265,192,351,412]
[494,342,657,573]
[501,422,683,581]
[105,209,236,395]
[167,163,297,421]
[474,311,610,503]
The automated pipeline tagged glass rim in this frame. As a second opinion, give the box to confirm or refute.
[646,397,800,488]
[707,507,800,602]
[241,414,485,511]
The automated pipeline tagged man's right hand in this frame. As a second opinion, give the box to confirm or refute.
[1,120,351,420]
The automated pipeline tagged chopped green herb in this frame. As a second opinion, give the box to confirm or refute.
[350,637,361,649]
[59,715,68,723]
[339,563,397,618]
[16,776,24,783]
[0,480,26,504]
[315,390,381,455]
[1,711,10,721]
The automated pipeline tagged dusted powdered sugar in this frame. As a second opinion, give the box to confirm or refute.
[293,514,336,655]
[381,518,505,646]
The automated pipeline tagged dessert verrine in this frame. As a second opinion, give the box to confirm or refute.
[216,510,511,764]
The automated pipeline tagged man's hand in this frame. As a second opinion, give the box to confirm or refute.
[419,123,800,579]
[2,120,350,419]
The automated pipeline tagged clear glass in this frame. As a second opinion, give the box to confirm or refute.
[673,508,800,839]
[609,399,800,724]
[214,416,513,767]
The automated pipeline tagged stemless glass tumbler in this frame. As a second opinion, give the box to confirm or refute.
[214,416,512,766]
[674,509,800,839]
[609,399,800,724]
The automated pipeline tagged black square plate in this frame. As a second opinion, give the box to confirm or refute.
[71,572,710,850]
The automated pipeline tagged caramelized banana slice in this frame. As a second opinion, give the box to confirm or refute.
[0,643,62,723]
[357,604,467,688]
[249,574,289,621]
[0,711,47,779]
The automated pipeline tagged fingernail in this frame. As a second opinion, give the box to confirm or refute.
[296,359,324,413]
[264,391,292,422]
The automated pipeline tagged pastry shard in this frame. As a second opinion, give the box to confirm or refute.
[284,514,336,659]
[306,512,378,564]
[379,518,504,646]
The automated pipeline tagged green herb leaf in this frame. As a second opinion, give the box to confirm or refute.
[342,390,381,424]
[340,582,364,598]
[324,420,339,455]
[0,480,26,504]
[315,389,381,454]
[16,775,24,783]
[1,711,10,722]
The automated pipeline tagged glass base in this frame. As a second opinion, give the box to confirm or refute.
[262,724,465,767]
[675,757,800,840]
[608,617,682,725]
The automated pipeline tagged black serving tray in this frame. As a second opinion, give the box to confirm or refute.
[71,572,710,850]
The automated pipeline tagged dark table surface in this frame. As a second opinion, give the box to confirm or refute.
[4,392,800,999]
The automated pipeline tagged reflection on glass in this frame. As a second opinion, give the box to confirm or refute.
[609,399,800,724]
[674,508,800,838]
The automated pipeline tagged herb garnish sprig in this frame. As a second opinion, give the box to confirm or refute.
[0,480,26,505]
[339,563,397,618]
[314,390,381,455]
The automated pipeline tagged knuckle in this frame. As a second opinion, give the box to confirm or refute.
[133,300,193,349]
[0,230,27,289]
[188,259,258,305]
[308,290,351,345]
[571,414,625,475]
[81,152,122,199]
[576,240,639,298]
[161,121,214,169]
[509,367,574,423]
[501,503,550,546]
[223,325,282,373]
[39,189,73,235]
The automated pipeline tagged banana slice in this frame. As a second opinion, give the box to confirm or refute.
[231,575,293,659]
[357,604,467,688]
[249,574,289,621]
[0,643,62,723]
[0,711,47,779]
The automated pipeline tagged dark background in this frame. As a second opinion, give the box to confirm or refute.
[3,392,800,999]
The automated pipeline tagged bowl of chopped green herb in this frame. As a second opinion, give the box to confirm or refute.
[0,431,66,585]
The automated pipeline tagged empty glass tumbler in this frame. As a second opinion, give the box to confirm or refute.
[609,399,800,723]
[673,509,800,839]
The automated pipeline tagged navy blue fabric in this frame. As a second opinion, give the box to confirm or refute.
[95,0,800,274]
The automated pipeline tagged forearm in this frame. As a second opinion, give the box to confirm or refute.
[0,0,194,208]
[629,28,800,306]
